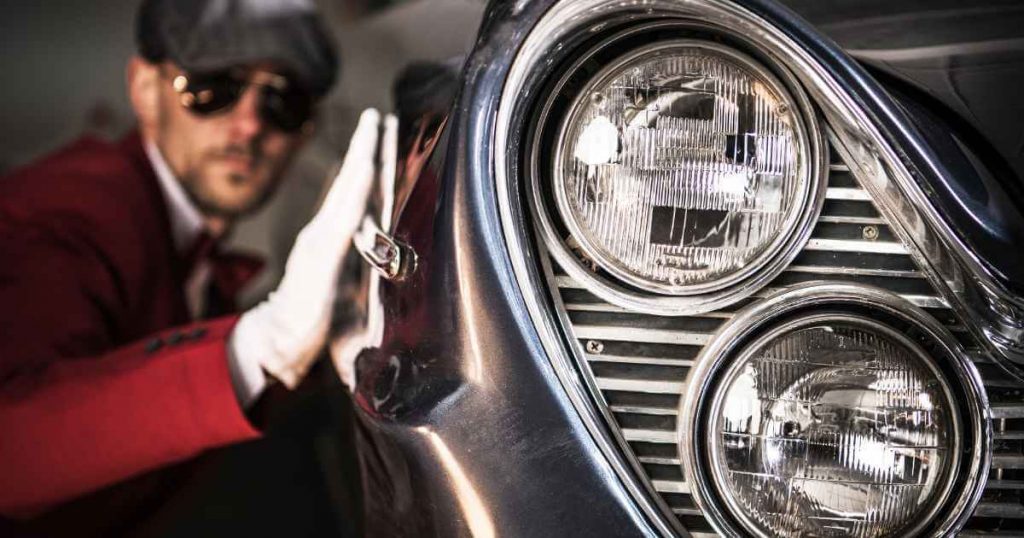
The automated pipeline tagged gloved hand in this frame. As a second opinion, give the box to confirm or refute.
[231,108,398,391]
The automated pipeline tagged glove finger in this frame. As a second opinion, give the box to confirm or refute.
[379,114,399,228]
[319,108,381,218]
[283,108,381,293]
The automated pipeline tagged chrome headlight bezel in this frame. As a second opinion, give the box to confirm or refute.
[679,283,991,538]
[527,23,828,316]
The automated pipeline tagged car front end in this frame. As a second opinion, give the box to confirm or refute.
[348,1,1024,535]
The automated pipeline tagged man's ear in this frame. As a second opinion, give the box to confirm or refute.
[126,56,161,136]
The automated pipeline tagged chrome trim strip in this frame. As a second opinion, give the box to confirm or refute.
[677,283,991,537]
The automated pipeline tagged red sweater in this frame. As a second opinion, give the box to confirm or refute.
[0,134,259,516]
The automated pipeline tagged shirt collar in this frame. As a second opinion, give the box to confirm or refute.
[143,140,206,254]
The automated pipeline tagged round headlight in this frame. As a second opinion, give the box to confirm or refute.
[552,40,823,300]
[713,316,956,537]
[681,285,989,538]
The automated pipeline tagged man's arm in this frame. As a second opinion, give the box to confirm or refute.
[0,107,392,517]
[0,224,259,517]
[0,317,259,517]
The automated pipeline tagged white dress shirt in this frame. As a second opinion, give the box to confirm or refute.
[144,141,267,408]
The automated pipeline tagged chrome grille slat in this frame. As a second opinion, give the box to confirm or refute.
[753,287,950,309]
[991,403,1024,419]
[825,187,872,201]
[803,237,908,255]
[595,377,686,395]
[816,215,888,225]
[588,354,696,367]
[622,428,677,444]
[992,454,1024,469]
[783,264,924,279]
[610,405,679,416]
[983,480,1024,490]
[543,141,1024,534]
[640,455,683,466]
[565,301,735,318]
[574,325,712,346]
[653,480,690,494]
[976,503,1024,519]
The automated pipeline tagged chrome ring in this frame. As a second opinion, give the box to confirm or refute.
[529,27,828,316]
[678,282,991,537]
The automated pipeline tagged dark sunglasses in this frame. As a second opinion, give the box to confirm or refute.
[170,69,314,133]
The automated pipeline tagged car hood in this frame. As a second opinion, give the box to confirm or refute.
[780,0,1024,184]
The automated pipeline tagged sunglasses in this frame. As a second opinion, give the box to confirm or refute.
[170,69,314,133]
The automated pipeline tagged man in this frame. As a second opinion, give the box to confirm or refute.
[0,0,394,525]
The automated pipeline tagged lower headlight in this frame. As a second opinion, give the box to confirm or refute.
[681,284,990,538]
[713,315,955,537]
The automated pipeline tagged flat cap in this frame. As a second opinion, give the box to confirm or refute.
[136,0,339,96]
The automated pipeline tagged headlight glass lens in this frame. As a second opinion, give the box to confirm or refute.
[555,41,814,294]
[709,317,957,537]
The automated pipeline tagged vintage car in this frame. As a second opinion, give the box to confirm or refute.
[346,0,1024,535]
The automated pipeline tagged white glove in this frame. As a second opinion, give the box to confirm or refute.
[330,112,398,390]
[230,109,398,392]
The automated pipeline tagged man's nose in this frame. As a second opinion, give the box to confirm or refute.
[227,87,265,139]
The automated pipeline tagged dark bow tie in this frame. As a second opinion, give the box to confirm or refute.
[184,232,264,317]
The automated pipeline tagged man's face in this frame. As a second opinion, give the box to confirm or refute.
[149,63,309,219]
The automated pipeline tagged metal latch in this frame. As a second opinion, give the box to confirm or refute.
[354,216,415,281]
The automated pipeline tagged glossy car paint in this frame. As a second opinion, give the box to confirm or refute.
[350,0,1024,535]
[779,0,1024,295]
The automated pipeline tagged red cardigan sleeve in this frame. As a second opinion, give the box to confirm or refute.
[0,222,260,516]
[0,318,260,516]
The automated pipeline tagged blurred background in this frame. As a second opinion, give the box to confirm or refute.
[0,1,484,536]
[0,0,485,305]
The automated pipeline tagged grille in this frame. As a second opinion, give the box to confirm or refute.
[542,142,1024,537]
